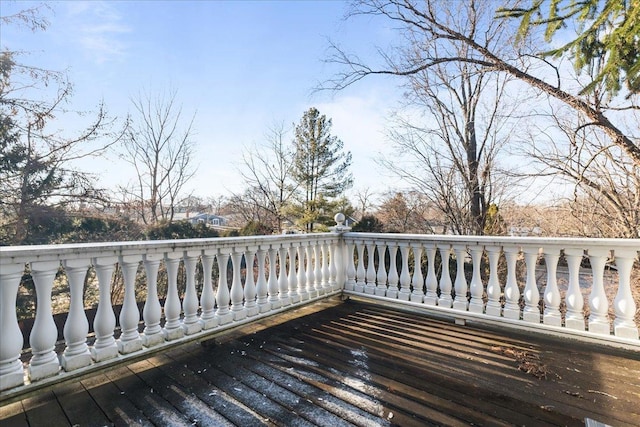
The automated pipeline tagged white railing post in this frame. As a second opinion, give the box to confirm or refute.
[268,245,281,309]
[215,250,233,325]
[306,242,318,298]
[468,245,484,313]
[230,247,247,321]
[542,246,561,326]
[365,241,377,295]
[438,246,453,308]
[452,245,468,311]
[245,246,259,316]
[322,241,332,294]
[587,248,611,335]
[398,242,411,301]
[61,259,92,371]
[278,244,292,305]
[522,247,541,323]
[142,254,164,346]
[484,246,502,317]
[424,245,438,306]
[199,251,218,329]
[375,241,388,296]
[502,247,521,320]
[613,249,639,339]
[410,243,424,303]
[91,257,118,362]
[28,261,61,381]
[182,251,203,334]
[564,248,585,330]
[118,256,143,354]
[255,246,270,313]
[163,253,185,340]
[288,244,301,302]
[355,240,366,293]
[344,241,356,292]
[0,264,26,391]
[386,243,399,299]
[297,242,309,301]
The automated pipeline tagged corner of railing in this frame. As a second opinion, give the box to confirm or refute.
[330,213,351,292]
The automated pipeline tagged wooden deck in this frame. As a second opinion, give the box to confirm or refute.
[1,297,639,426]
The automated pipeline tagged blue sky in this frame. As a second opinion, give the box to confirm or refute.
[2,0,404,199]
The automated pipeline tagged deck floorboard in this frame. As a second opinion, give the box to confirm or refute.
[2,297,639,426]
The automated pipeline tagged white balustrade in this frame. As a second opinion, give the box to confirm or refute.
[1,226,638,396]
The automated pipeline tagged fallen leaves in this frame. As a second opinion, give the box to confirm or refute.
[491,346,550,379]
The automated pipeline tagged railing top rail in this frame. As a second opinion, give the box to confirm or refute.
[342,232,640,251]
[0,232,341,265]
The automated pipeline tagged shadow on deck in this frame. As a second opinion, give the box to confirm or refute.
[2,297,639,426]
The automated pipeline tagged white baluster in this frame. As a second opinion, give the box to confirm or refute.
[452,245,468,311]
[245,247,259,316]
[28,261,61,381]
[613,249,639,339]
[424,245,438,306]
[142,254,164,345]
[438,246,453,308]
[485,246,502,317]
[199,252,218,329]
[344,241,356,292]
[522,247,541,323]
[0,263,26,390]
[502,247,521,320]
[468,246,484,313]
[564,248,585,330]
[163,253,185,340]
[329,241,339,291]
[230,248,247,321]
[91,257,118,362]
[215,250,233,325]
[375,241,388,296]
[288,244,300,303]
[314,241,323,294]
[365,241,377,295]
[255,247,271,312]
[306,243,318,298]
[542,246,561,326]
[355,241,366,293]
[410,243,424,303]
[278,245,291,305]
[588,248,610,335]
[117,256,143,354]
[398,243,411,301]
[183,251,202,334]
[61,259,92,371]
[386,244,399,299]
[267,246,281,309]
[322,241,331,293]
[297,243,309,301]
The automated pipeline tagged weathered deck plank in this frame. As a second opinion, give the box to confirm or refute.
[2,298,639,426]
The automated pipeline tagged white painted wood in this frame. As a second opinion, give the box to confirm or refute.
[398,243,411,301]
[321,241,332,294]
[0,264,26,390]
[306,243,318,298]
[345,241,356,292]
[182,252,202,334]
[288,244,300,303]
[255,247,270,313]
[329,242,338,291]
[163,253,185,339]
[199,253,218,329]
[297,243,309,301]
[502,247,521,320]
[215,251,233,325]
[117,255,143,353]
[355,240,366,293]
[314,241,323,296]
[364,241,377,295]
[278,245,291,305]
[245,247,259,316]
[452,245,468,311]
[267,246,281,309]
[230,249,247,321]
[61,259,92,371]
[142,254,164,345]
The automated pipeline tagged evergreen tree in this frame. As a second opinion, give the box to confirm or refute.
[291,107,353,232]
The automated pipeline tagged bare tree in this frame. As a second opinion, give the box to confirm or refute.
[237,123,297,232]
[120,90,197,225]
